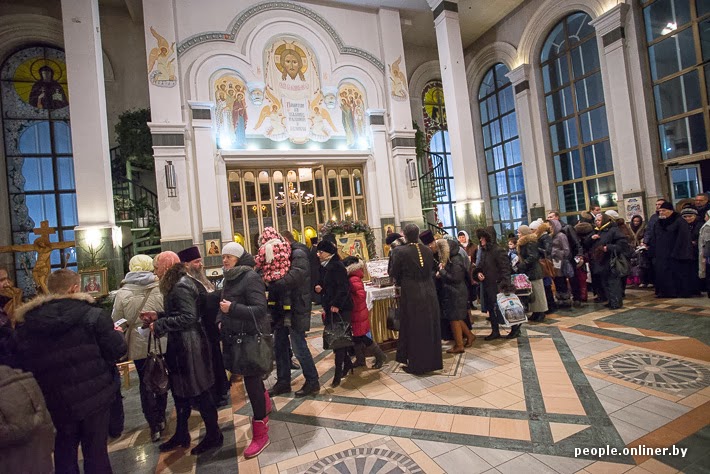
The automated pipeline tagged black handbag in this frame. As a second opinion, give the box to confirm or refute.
[610,249,630,278]
[323,312,353,350]
[386,298,400,331]
[144,333,170,395]
[223,308,274,376]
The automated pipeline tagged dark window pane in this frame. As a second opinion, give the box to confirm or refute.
[494,63,511,87]
[479,100,489,124]
[505,139,521,165]
[705,64,710,101]
[490,120,502,146]
[508,165,525,193]
[701,19,710,61]
[558,182,586,213]
[644,0,691,42]
[554,150,582,182]
[571,39,600,79]
[542,57,570,93]
[587,176,617,208]
[700,0,710,17]
[541,22,566,62]
[26,194,57,227]
[654,70,702,120]
[59,193,77,227]
[546,87,574,122]
[53,122,72,153]
[492,145,505,170]
[22,157,54,191]
[566,12,595,45]
[580,106,610,144]
[648,28,696,81]
[488,170,508,196]
[18,121,51,154]
[502,113,518,141]
[575,72,605,111]
[550,118,578,152]
[583,140,614,175]
[57,157,75,190]
[511,194,527,221]
[482,124,492,148]
[487,96,498,119]
[229,181,241,202]
[478,69,495,99]
[498,86,515,115]
[659,113,708,159]
[497,196,511,221]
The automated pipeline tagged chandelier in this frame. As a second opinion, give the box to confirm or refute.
[276,182,314,208]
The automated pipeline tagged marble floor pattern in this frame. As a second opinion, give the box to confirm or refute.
[107,289,710,473]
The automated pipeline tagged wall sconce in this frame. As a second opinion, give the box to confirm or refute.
[165,161,177,197]
[406,159,418,188]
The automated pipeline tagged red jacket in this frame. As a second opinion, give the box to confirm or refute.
[346,262,370,336]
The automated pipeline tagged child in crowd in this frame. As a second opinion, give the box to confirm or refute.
[342,256,387,369]
[508,237,519,271]
[255,227,292,326]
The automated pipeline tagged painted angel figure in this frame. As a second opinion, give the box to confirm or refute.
[254,87,287,139]
[389,56,408,100]
[309,90,337,141]
[147,26,176,82]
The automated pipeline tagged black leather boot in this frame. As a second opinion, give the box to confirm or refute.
[484,322,501,341]
[191,432,224,455]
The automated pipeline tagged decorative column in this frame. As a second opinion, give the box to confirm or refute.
[143,0,193,251]
[507,65,550,219]
[427,0,481,228]
[377,9,423,227]
[366,109,388,229]
[591,5,645,208]
[61,0,121,282]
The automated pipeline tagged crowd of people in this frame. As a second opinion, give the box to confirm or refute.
[0,192,709,472]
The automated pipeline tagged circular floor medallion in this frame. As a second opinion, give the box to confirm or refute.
[598,352,710,390]
[305,447,424,474]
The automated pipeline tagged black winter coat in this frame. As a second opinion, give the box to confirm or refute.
[318,254,353,324]
[561,222,582,258]
[475,242,513,322]
[649,212,694,298]
[269,241,312,332]
[583,222,630,275]
[154,271,214,398]
[15,293,126,424]
[516,234,543,281]
[437,240,468,321]
[220,264,270,376]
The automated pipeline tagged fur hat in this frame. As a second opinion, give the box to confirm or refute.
[517,225,532,236]
[316,240,337,255]
[129,254,154,272]
[419,230,435,245]
[177,245,201,263]
[222,242,245,258]
[681,207,698,216]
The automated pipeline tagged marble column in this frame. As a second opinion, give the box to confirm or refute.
[61,0,121,281]
[427,0,481,228]
[507,65,551,218]
[591,4,645,207]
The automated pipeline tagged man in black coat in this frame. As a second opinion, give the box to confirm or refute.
[695,192,710,221]
[15,269,127,474]
[474,227,514,340]
[268,231,320,398]
[649,202,694,298]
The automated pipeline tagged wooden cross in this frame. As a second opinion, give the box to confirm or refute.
[0,220,74,294]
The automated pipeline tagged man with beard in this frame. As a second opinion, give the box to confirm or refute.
[648,202,694,298]
[177,246,229,407]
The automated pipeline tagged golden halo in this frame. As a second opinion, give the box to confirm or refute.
[274,43,308,75]
[29,58,65,82]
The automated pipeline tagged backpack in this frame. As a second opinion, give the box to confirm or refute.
[0,366,53,447]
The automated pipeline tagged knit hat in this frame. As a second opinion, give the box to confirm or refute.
[419,230,435,245]
[177,245,201,263]
[316,240,337,255]
[517,225,532,236]
[129,254,154,272]
[681,207,699,216]
[659,201,674,211]
[529,218,544,230]
[259,227,288,264]
[385,232,403,245]
[605,210,620,219]
[222,242,245,258]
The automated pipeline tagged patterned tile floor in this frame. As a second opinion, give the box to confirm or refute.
[108,289,710,473]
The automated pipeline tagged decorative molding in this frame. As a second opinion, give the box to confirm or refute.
[506,64,530,86]
[409,60,441,101]
[152,133,185,147]
[602,27,625,47]
[433,1,458,19]
[177,2,385,72]
[392,137,416,148]
[192,109,211,120]
[514,81,530,94]
[590,4,629,37]
[369,115,385,126]
[466,42,518,98]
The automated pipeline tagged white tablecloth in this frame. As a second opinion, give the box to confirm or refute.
[365,285,398,310]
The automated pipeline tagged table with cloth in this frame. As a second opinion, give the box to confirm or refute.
[365,284,399,343]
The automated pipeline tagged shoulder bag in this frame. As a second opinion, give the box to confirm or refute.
[386,297,401,331]
[323,311,354,350]
[224,308,274,376]
[143,332,170,395]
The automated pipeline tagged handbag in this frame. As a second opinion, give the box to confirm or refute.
[143,333,170,395]
[323,312,354,350]
[562,260,575,279]
[223,308,274,376]
[610,249,630,278]
[386,298,401,331]
[539,258,556,278]
[495,293,528,327]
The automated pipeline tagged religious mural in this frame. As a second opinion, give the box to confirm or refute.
[213,37,368,150]
[388,55,407,101]
[147,27,177,88]
[422,80,446,141]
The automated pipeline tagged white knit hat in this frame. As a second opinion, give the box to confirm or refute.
[222,242,244,258]
[529,218,544,230]
[605,210,620,219]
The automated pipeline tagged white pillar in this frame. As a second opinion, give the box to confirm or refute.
[367,109,394,222]
[507,65,551,215]
[591,5,643,198]
[187,102,221,233]
[61,0,113,226]
[377,8,413,132]
[390,132,423,225]
[427,0,481,203]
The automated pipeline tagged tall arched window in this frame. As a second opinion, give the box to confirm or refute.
[478,63,526,236]
[541,12,615,222]
[1,46,77,295]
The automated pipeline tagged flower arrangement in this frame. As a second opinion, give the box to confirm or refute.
[320,220,377,259]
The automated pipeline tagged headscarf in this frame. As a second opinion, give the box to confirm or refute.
[129,254,154,272]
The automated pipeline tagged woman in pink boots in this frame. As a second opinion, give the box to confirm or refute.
[218,242,272,458]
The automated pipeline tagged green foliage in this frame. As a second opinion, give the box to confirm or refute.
[115,108,153,171]
[320,220,377,259]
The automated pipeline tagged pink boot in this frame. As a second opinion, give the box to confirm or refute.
[244,417,270,459]
[264,389,272,415]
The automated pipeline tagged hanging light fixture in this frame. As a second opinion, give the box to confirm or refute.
[275,182,314,208]
[165,161,177,197]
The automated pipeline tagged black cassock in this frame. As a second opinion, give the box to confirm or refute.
[649,212,694,298]
[389,243,443,374]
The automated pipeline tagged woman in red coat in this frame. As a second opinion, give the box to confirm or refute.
[342,256,387,369]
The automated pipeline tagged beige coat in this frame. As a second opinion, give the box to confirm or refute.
[112,273,165,360]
